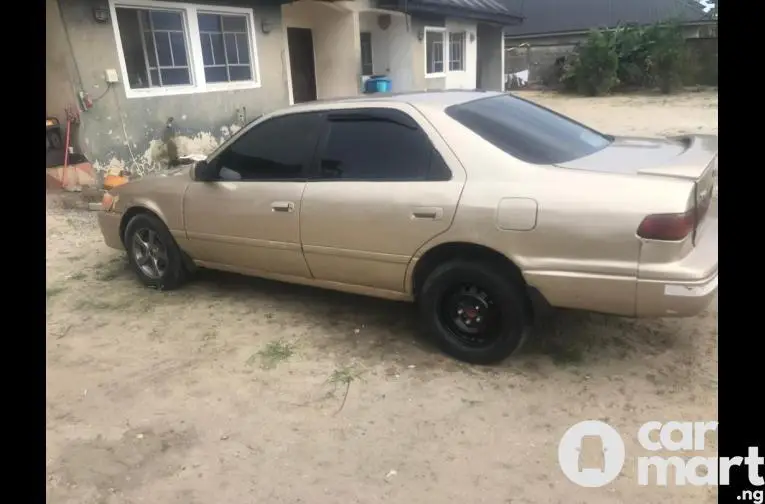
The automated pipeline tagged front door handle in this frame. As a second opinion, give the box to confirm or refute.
[271,201,295,212]
[412,207,443,220]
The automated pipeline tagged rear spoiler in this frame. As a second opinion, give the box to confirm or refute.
[637,134,718,181]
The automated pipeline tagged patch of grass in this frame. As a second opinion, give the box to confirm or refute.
[93,258,127,281]
[545,340,585,366]
[327,365,363,415]
[248,340,295,369]
[72,297,122,311]
[46,285,67,300]
[328,366,361,387]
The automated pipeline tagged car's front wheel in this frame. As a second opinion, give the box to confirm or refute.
[418,261,531,364]
[124,213,189,290]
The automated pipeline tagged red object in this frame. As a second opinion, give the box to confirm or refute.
[637,210,696,241]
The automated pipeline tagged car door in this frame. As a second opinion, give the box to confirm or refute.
[183,112,322,278]
[299,106,466,292]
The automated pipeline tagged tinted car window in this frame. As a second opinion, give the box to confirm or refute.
[214,112,321,181]
[428,149,452,181]
[446,94,612,165]
[318,110,434,181]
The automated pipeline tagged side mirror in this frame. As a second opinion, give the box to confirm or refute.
[193,160,216,181]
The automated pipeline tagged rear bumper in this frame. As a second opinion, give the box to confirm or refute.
[635,270,718,317]
[636,216,718,317]
[97,211,124,251]
[524,217,718,318]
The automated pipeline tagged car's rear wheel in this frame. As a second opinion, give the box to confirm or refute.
[124,213,188,290]
[418,261,530,364]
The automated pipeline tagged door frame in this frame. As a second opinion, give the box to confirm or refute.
[300,102,467,182]
[308,108,450,182]
[296,103,467,292]
[285,26,319,103]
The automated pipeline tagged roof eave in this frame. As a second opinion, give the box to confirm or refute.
[413,4,523,25]
[504,19,717,38]
[378,0,523,26]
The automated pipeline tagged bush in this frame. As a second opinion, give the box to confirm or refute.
[644,23,687,93]
[560,22,689,95]
[561,30,619,96]
[612,24,652,89]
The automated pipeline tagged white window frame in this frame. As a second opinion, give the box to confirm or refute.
[448,31,466,72]
[108,0,262,99]
[424,26,446,78]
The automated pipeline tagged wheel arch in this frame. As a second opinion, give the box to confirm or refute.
[119,205,167,245]
[119,204,197,273]
[408,241,550,319]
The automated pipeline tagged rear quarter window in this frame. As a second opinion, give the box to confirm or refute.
[445,94,612,165]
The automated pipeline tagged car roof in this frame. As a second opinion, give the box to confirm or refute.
[283,89,503,114]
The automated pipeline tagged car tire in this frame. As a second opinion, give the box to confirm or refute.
[124,213,189,290]
[418,261,531,365]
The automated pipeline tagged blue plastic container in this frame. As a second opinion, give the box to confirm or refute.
[363,76,392,94]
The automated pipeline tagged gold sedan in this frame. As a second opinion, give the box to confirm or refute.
[98,91,718,364]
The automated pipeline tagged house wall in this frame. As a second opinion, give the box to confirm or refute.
[358,12,414,92]
[412,16,444,90]
[476,23,503,91]
[55,0,290,175]
[505,33,580,85]
[282,1,361,99]
[386,16,415,92]
[685,36,718,85]
[444,19,477,89]
[46,0,79,124]
[359,12,388,75]
[412,16,479,91]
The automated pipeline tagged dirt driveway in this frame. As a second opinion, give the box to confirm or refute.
[46,91,718,504]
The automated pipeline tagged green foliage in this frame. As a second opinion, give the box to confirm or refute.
[644,22,687,93]
[561,30,619,96]
[612,24,652,89]
[560,22,690,95]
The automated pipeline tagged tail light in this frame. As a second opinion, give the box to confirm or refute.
[637,210,696,241]
[695,181,713,226]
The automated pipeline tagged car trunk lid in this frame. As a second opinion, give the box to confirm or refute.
[555,135,716,177]
[556,134,718,245]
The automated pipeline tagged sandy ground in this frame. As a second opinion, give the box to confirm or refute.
[46,91,718,504]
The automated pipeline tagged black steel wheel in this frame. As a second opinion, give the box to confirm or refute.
[439,284,503,348]
[419,261,530,364]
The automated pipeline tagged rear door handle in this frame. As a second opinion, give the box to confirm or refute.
[412,207,443,220]
[271,201,295,212]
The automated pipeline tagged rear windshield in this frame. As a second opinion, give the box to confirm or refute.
[445,94,612,165]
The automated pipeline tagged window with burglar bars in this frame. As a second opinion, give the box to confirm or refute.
[425,29,444,75]
[113,1,260,97]
[198,13,253,83]
[360,32,373,76]
[449,32,466,71]
[127,8,191,87]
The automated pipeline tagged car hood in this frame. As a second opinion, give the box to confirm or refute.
[555,135,717,179]
[140,165,193,180]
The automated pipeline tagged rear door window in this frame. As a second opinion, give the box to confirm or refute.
[316,109,448,181]
[446,94,612,164]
